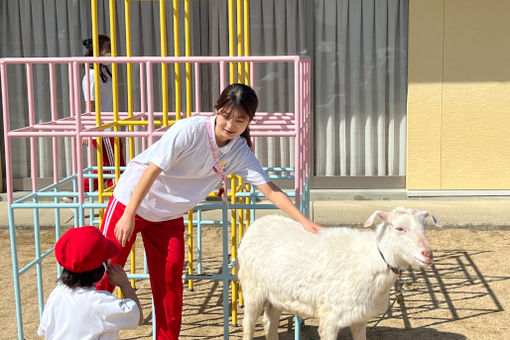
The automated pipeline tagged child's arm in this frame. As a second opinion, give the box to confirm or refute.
[115,162,163,246]
[256,181,324,234]
[107,264,144,325]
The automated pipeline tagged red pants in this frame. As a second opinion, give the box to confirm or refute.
[84,137,126,193]
[96,196,184,340]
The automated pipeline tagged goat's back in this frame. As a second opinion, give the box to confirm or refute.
[238,215,379,296]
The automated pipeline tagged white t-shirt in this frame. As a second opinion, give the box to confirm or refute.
[82,66,113,112]
[38,284,140,340]
[113,115,270,221]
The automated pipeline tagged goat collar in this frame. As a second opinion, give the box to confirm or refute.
[377,244,402,276]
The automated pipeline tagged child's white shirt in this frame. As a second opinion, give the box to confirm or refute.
[113,115,270,221]
[38,284,139,340]
[82,66,113,112]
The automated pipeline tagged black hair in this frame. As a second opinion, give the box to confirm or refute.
[82,34,112,83]
[58,264,106,289]
[214,83,258,148]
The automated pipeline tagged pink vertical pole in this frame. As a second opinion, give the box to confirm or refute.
[68,63,77,175]
[301,61,310,181]
[73,62,84,204]
[49,63,59,183]
[1,63,13,204]
[140,62,146,116]
[83,63,93,168]
[84,63,91,113]
[250,62,254,88]
[26,63,38,192]
[139,62,147,152]
[300,60,304,199]
[68,64,75,118]
[250,62,255,147]
[293,58,301,209]
[146,62,154,146]
[219,61,225,94]
[302,60,306,190]
[194,63,200,114]
[306,60,311,178]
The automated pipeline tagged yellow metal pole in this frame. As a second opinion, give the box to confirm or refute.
[187,210,194,290]
[184,0,191,118]
[228,0,235,84]
[173,0,182,120]
[125,0,135,161]
[123,0,137,288]
[109,0,121,185]
[243,0,250,84]
[91,0,104,209]
[160,0,169,126]
[237,0,243,81]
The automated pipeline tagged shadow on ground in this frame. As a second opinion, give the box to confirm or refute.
[255,325,467,339]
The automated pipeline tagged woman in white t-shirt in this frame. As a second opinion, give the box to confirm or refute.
[81,35,125,193]
[95,83,323,340]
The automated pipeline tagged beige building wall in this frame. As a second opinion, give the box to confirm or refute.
[407,0,510,190]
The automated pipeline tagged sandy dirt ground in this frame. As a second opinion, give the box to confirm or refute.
[2,225,509,340]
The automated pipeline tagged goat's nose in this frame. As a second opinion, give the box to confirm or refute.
[422,249,433,260]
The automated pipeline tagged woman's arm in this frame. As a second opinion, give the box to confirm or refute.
[256,181,323,234]
[115,162,163,246]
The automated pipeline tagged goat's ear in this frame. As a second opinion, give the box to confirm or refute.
[421,211,442,227]
[364,210,389,227]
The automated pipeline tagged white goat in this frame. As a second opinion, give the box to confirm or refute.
[238,207,441,340]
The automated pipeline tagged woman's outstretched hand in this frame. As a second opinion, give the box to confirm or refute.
[301,220,324,234]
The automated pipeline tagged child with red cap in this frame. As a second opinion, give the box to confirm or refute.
[38,226,143,339]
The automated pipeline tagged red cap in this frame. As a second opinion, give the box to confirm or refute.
[55,226,120,273]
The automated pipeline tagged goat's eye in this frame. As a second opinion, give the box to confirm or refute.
[395,227,406,232]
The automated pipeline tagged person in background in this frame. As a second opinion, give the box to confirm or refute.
[80,34,125,195]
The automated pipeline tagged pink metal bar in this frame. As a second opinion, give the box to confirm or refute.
[73,62,84,204]
[305,60,311,178]
[26,63,38,191]
[139,63,147,153]
[1,55,305,65]
[8,131,82,137]
[219,61,225,93]
[7,130,298,138]
[85,63,91,113]
[68,63,74,118]
[1,62,13,203]
[80,131,155,137]
[194,63,201,114]
[250,62,254,88]
[249,131,297,137]
[294,59,301,207]
[140,63,146,116]
[296,61,307,197]
[249,125,294,130]
[146,62,154,146]
[49,63,59,182]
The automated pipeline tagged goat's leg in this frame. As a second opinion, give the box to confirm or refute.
[350,322,367,340]
[241,289,265,340]
[317,315,341,340]
[262,302,282,340]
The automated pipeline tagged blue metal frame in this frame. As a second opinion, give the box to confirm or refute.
[9,165,310,340]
